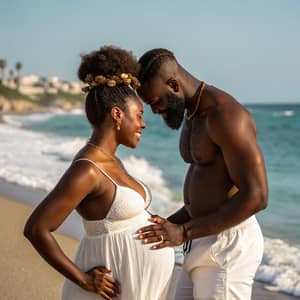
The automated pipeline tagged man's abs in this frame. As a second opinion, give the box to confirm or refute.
[180,114,238,218]
[183,159,237,218]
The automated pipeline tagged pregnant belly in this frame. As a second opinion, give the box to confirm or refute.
[78,210,175,273]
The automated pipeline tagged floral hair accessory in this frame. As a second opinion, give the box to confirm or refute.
[82,73,140,93]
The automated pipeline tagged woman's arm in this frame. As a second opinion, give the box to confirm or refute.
[24,160,120,298]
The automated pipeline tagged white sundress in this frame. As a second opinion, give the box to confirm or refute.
[62,158,175,300]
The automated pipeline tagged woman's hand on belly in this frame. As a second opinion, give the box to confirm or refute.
[137,215,185,249]
[82,266,120,299]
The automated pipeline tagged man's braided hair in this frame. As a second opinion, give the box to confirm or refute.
[138,48,176,84]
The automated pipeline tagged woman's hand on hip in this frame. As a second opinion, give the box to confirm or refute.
[82,266,120,299]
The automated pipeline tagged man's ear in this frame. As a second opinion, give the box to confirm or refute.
[166,78,179,93]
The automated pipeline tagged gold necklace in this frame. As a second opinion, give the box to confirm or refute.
[186,81,206,120]
[86,142,116,161]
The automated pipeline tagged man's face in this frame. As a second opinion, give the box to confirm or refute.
[159,92,185,129]
[138,78,185,130]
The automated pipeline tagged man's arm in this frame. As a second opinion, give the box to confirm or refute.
[167,206,191,224]
[184,105,268,239]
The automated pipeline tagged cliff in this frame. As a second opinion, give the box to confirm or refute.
[0,83,84,115]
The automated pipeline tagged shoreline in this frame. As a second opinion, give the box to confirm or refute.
[0,179,298,299]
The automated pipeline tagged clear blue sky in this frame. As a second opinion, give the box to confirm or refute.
[1,0,299,103]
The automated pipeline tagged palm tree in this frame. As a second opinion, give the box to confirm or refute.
[9,69,14,81]
[0,59,7,83]
[15,62,23,89]
[40,76,48,93]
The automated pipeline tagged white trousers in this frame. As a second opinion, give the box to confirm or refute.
[175,216,264,300]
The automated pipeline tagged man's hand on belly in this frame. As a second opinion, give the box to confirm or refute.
[137,215,185,249]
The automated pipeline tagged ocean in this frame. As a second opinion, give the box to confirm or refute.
[1,103,300,296]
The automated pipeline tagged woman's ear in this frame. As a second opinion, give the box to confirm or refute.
[111,106,124,127]
[166,78,179,93]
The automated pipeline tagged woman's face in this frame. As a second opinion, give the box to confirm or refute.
[119,96,146,148]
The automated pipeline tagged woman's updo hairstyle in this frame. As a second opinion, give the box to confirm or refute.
[78,46,140,127]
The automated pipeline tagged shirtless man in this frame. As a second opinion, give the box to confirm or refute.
[136,48,268,299]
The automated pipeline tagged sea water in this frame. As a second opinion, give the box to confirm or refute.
[1,103,299,296]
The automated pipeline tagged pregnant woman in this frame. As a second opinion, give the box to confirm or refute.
[24,46,175,300]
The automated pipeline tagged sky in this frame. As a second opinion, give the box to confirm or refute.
[1,0,300,103]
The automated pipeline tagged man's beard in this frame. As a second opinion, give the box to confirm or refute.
[163,93,185,129]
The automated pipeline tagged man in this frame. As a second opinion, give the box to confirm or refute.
[136,48,268,299]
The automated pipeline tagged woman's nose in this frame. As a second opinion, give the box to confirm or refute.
[142,119,146,129]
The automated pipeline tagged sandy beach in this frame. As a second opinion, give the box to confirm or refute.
[0,185,298,300]
[0,196,78,299]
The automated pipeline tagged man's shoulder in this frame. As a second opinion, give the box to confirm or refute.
[205,93,256,140]
[207,101,249,123]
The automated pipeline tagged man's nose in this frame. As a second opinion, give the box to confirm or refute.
[151,105,160,114]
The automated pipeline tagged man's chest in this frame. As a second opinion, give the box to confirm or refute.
[179,118,220,164]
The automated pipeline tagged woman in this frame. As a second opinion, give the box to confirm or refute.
[24,46,175,300]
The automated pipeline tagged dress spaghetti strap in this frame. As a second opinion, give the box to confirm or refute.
[74,158,118,186]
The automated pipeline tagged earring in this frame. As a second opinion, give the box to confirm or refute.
[117,124,121,131]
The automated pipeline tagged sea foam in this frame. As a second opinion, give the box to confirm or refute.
[256,238,300,296]
[272,110,295,117]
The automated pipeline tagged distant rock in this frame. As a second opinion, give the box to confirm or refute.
[0,96,37,113]
[0,95,83,115]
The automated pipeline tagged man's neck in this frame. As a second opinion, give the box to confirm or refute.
[176,66,202,112]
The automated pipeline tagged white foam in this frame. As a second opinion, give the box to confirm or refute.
[0,124,72,191]
[122,155,181,215]
[256,237,300,296]
[247,108,257,113]
[272,110,295,117]
[69,108,84,115]
[1,115,23,127]
[42,138,86,161]
[2,112,61,127]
